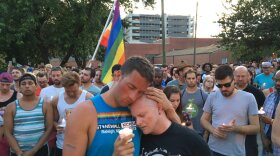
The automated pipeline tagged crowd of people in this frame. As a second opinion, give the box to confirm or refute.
[0,56,280,156]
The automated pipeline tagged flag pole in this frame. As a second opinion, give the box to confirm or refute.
[88,0,117,67]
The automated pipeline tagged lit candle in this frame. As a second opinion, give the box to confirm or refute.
[258,107,265,115]
[119,128,133,142]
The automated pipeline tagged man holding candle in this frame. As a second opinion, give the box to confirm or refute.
[272,104,280,147]
[260,70,280,155]
[40,66,65,101]
[52,72,92,156]
[181,70,208,137]
[201,65,259,156]
[63,56,180,156]
[253,62,275,90]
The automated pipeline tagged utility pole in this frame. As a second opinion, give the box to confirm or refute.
[193,1,198,65]
[161,0,166,65]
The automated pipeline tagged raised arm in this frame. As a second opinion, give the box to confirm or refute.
[4,102,23,156]
[63,100,97,156]
[145,87,180,123]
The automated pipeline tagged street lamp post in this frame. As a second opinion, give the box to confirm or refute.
[161,0,166,65]
[193,1,198,65]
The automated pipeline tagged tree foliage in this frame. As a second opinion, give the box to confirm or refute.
[218,0,280,62]
[0,0,155,67]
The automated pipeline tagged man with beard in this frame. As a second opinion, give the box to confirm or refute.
[93,69,105,89]
[4,73,53,156]
[260,70,280,156]
[52,72,92,156]
[80,67,100,96]
[39,66,64,154]
[10,67,24,92]
[40,66,64,101]
[200,65,259,156]
[181,70,208,137]
[35,72,49,96]
[272,102,280,147]
[0,72,21,156]
[234,66,266,156]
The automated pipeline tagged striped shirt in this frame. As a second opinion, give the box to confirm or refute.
[263,91,280,156]
[13,98,45,152]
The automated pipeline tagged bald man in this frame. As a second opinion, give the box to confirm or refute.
[130,95,211,156]
[234,66,265,156]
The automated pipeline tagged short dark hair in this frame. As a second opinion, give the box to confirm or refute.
[184,70,196,78]
[84,67,95,78]
[121,56,154,83]
[154,68,163,76]
[51,66,63,74]
[12,67,25,74]
[112,64,121,74]
[36,72,48,79]
[202,63,213,71]
[215,65,233,80]
[19,73,37,86]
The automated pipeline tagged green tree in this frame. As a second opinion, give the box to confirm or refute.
[0,0,155,67]
[218,0,280,62]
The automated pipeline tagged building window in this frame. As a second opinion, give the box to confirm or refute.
[222,57,228,64]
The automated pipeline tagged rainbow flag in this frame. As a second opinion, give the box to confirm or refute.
[100,22,112,48]
[101,0,125,84]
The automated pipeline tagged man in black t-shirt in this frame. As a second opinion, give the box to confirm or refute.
[130,95,211,156]
[234,66,265,156]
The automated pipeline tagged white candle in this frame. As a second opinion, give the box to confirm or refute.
[119,128,133,142]
[59,118,66,128]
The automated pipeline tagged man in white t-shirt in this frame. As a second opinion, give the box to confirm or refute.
[40,66,65,101]
[39,66,65,154]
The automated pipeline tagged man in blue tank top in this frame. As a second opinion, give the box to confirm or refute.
[63,56,180,156]
[4,73,53,156]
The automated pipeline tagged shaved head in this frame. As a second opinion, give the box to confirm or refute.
[234,66,248,74]
[275,70,280,78]
[132,95,158,109]
[234,66,250,89]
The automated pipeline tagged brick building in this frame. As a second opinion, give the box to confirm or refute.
[124,37,233,65]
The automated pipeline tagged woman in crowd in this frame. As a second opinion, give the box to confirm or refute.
[202,75,216,94]
[170,66,179,80]
[163,86,192,129]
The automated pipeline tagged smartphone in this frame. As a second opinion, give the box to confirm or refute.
[8,61,12,66]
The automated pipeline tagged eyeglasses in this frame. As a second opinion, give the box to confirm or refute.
[216,79,233,88]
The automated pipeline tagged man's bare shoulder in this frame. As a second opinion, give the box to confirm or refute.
[75,100,97,117]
